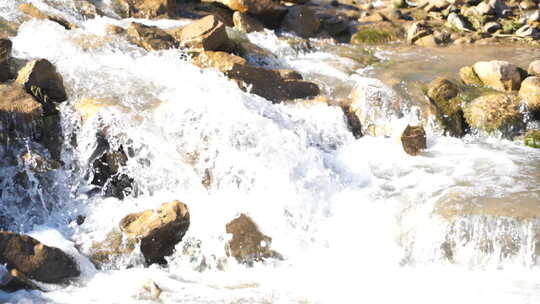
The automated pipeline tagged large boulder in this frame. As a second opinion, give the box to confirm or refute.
[0,38,12,82]
[281,5,320,38]
[127,22,178,51]
[18,3,76,30]
[15,59,68,112]
[426,77,468,137]
[176,15,229,51]
[193,51,319,102]
[232,11,265,33]
[111,0,176,19]
[0,83,43,143]
[119,200,190,264]
[225,214,278,264]
[519,76,540,111]
[463,94,523,134]
[0,232,79,283]
[401,125,426,155]
[472,60,522,92]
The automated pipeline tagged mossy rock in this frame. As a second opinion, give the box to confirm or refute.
[524,129,540,148]
[351,23,402,45]
[0,17,19,37]
[425,78,468,137]
[459,66,483,86]
[463,94,524,135]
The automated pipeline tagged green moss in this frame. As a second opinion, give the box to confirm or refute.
[424,78,468,137]
[524,130,540,148]
[459,66,483,86]
[501,19,521,34]
[351,28,395,45]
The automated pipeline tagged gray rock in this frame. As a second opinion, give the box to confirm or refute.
[447,12,474,31]
[516,25,539,37]
[483,21,502,33]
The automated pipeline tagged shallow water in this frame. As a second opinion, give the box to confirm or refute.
[1,1,540,303]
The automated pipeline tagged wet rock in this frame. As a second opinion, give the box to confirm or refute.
[225,214,278,264]
[89,229,136,267]
[0,38,12,82]
[21,151,61,173]
[472,60,522,92]
[233,11,264,33]
[519,76,540,111]
[119,200,190,264]
[0,267,40,292]
[428,77,459,101]
[0,83,43,143]
[524,129,540,148]
[111,0,177,19]
[447,12,474,31]
[352,22,403,45]
[426,77,468,137]
[463,94,523,134]
[515,24,539,37]
[407,21,433,44]
[459,66,483,86]
[483,21,502,33]
[281,6,320,38]
[401,125,426,156]
[75,0,102,19]
[127,22,178,51]
[193,51,319,102]
[106,24,126,35]
[177,15,229,51]
[90,139,134,200]
[0,232,79,283]
[16,59,68,111]
[0,16,19,37]
[342,103,363,138]
[528,60,540,76]
[142,280,162,300]
[18,3,76,30]
[203,0,280,16]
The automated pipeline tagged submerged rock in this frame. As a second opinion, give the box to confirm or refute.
[519,76,540,112]
[463,94,523,134]
[127,22,178,51]
[225,214,279,264]
[281,5,320,38]
[111,0,177,19]
[90,139,134,200]
[119,200,190,264]
[177,15,229,51]
[472,60,522,92]
[401,125,426,155]
[524,129,540,148]
[0,232,79,283]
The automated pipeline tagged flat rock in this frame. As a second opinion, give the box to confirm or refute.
[178,15,229,51]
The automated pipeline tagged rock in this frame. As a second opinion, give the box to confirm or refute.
[119,200,190,264]
[519,76,540,111]
[0,16,19,37]
[127,22,178,51]
[407,22,432,44]
[392,0,408,8]
[225,214,278,264]
[21,152,61,173]
[18,3,76,30]
[524,129,540,148]
[425,0,451,12]
[415,34,439,46]
[528,10,540,22]
[281,6,320,38]
[489,0,511,17]
[342,103,363,138]
[352,22,403,45]
[142,280,162,300]
[75,0,102,19]
[472,60,522,92]
[459,66,483,86]
[483,21,502,33]
[515,24,539,37]
[177,15,229,51]
[426,77,468,137]
[89,229,136,266]
[0,83,43,143]
[203,0,279,16]
[401,125,427,155]
[0,38,12,82]
[0,267,40,292]
[193,51,319,102]
[106,24,126,35]
[232,11,264,33]
[111,0,176,19]
[521,0,537,10]
[16,59,68,112]
[463,94,523,134]
[474,1,494,15]
[528,60,540,76]
[0,232,79,283]
[447,12,474,31]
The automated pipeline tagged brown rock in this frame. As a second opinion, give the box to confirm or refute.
[472,60,522,92]
[177,15,229,51]
[225,214,278,264]
[414,34,439,47]
[193,51,319,102]
[407,21,432,44]
[0,38,12,82]
[106,25,126,35]
[119,200,190,264]
[16,59,67,109]
[0,83,43,142]
[519,76,540,111]
[0,232,79,283]
[459,66,483,86]
[0,268,41,292]
[281,5,320,38]
[203,0,279,16]
[111,0,176,19]
[463,94,523,134]
[233,11,265,33]
[18,3,76,30]
[528,60,540,76]
[127,22,178,51]
[401,125,427,155]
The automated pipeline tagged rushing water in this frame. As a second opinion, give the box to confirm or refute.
[1,1,540,303]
